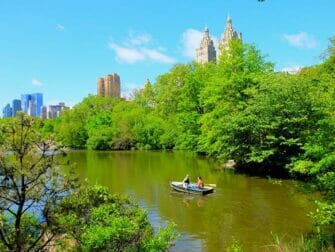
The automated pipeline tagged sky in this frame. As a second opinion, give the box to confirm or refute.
[0,0,334,110]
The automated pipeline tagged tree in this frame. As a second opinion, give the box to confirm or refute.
[55,185,178,251]
[198,40,273,161]
[0,113,76,251]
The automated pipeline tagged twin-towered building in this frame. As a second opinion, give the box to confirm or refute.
[196,16,242,64]
[95,19,240,98]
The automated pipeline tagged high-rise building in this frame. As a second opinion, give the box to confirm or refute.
[97,78,105,96]
[32,93,43,117]
[195,16,242,62]
[21,93,43,117]
[97,73,121,98]
[195,27,216,64]
[47,102,68,119]
[12,99,21,117]
[40,106,48,119]
[2,103,12,118]
[21,94,32,114]
[217,16,242,58]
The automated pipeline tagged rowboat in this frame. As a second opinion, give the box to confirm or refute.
[170,181,214,195]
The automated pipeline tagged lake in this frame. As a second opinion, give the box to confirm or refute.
[67,150,315,252]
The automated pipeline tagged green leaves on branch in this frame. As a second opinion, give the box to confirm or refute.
[54,185,178,251]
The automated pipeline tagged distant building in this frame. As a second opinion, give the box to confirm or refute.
[97,73,121,98]
[21,93,43,117]
[40,106,48,119]
[21,94,31,114]
[2,103,12,118]
[217,16,242,58]
[47,102,68,119]
[12,99,21,117]
[195,27,216,64]
[195,16,242,62]
[32,93,43,117]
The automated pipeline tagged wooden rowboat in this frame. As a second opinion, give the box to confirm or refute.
[170,181,214,195]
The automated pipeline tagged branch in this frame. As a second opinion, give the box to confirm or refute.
[28,229,56,252]
[0,228,12,250]
[22,199,36,215]
[0,194,20,205]
[0,205,17,217]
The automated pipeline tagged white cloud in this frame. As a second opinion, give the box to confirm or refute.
[140,48,176,64]
[126,32,151,46]
[32,78,43,86]
[181,28,219,58]
[56,24,65,32]
[181,29,203,58]
[282,32,317,49]
[108,33,176,64]
[109,43,145,63]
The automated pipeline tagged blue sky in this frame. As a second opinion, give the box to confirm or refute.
[1,0,334,110]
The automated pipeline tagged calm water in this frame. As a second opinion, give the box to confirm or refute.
[67,150,315,252]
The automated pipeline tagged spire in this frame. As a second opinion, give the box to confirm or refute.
[226,15,232,28]
[218,16,242,57]
[204,26,209,37]
[195,26,216,64]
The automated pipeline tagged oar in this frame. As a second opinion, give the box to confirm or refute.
[206,183,217,187]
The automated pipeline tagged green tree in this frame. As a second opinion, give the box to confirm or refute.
[0,113,77,251]
[198,40,273,161]
[55,185,178,251]
[55,96,118,148]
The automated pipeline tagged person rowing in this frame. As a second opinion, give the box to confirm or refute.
[197,176,204,188]
[182,174,190,188]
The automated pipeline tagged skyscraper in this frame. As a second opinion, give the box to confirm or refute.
[21,94,32,114]
[47,102,68,119]
[97,73,121,98]
[21,93,43,117]
[195,27,216,64]
[195,16,242,62]
[12,99,21,117]
[31,93,43,117]
[2,103,12,118]
[217,16,242,58]
[40,106,48,119]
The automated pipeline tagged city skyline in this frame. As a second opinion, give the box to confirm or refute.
[1,0,334,108]
[2,93,68,119]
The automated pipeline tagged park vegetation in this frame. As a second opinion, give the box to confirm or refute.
[0,37,334,250]
[0,114,177,251]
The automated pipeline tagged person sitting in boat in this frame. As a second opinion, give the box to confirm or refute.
[183,174,190,188]
[197,176,204,188]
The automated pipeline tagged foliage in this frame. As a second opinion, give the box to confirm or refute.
[265,232,334,252]
[0,113,77,251]
[54,184,178,251]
